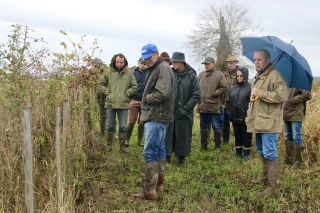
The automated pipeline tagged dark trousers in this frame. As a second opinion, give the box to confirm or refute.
[232,122,252,148]
[223,108,230,129]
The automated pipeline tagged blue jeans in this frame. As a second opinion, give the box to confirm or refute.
[106,108,128,132]
[256,133,279,161]
[143,122,168,162]
[200,113,222,130]
[284,121,303,145]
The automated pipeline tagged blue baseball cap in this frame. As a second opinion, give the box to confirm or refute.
[140,44,158,60]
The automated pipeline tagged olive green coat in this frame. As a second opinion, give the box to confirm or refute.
[165,64,200,157]
[97,55,137,109]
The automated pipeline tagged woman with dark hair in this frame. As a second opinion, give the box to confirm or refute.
[227,67,252,161]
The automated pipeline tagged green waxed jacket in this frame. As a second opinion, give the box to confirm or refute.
[97,54,137,109]
[246,65,288,133]
[165,64,201,157]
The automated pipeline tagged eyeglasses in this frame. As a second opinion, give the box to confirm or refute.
[236,75,243,77]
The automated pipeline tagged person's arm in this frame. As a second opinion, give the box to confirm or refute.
[212,74,228,97]
[146,67,172,104]
[184,74,201,111]
[97,72,110,96]
[291,89,312,104]
[257,74,288,103]
[125,73,138,98]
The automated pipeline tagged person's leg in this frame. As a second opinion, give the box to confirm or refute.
[222,108,230,144]
[211,113,222,152]
[134,122,166,200]
[252,133,268,185]
[126,100,140,146]
[284,121,294,164]
[233,123,243,157]
[257,133,280,198]
[200,113,210,151]
[242,123,252,161]
[292,121,304,169]
[98,104,106,136]
[106,108,116,151]
[117,109,129,153]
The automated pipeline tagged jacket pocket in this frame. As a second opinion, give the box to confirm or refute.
[254,113,274,132]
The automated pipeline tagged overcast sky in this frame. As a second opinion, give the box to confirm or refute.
[1,0,320,77]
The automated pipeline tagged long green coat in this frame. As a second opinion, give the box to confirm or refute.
[165,64,200,157]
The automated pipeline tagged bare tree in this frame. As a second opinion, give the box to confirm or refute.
[186,0,262,71]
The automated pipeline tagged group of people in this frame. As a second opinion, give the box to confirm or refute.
[93,44,311,200]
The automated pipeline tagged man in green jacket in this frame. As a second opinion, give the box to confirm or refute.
[98,53,137,153]
[283,88,311,169]
[197,57,228,152]
[247,49,288,198]
[164,52,200,165]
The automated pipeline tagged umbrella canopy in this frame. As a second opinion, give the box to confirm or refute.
[240,36,313,91]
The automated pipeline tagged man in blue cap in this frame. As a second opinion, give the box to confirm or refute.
[133,44,174,200]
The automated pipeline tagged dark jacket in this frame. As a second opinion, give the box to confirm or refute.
[165,64,200,157]
[197,68,228,114]
[222,66,249,108]
[140,57,174,123]
[227,82,251,124]
[97,54,137,109]
[283,88,311,121]
[131,67,147,101]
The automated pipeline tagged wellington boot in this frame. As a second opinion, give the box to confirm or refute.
[285,140,294,164]
[235,147,243,158]
[257,160,280,198]
[106,132,113,152]
[137,125,144,146]
[214,131,222,152]
[252,156,268,186]
[125,124,134,147]
[200,129,208,151]
[292,144,304,169]
[206,127,211,145]
[243,149,251,161]
[133,162,159,200]
[119,132,129,153]
[99,119,106,137]
[156,159,166,192]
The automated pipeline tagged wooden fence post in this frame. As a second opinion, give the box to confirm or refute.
[22,97,35,213]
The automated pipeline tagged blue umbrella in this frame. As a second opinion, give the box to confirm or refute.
[240,36,313,91]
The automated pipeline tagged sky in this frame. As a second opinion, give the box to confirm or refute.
[1,0,320,77]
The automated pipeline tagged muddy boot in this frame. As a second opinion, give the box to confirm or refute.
[235,147,243,158]
[213,131,222,152]
[222,128,230,144]
[206,127,211,145]
[137,124,144,147]
[156,159,166,192]
[133,162,159,200]
[243,149,251,161]
[166,155,171,164]
[119,132,129,153]
[178,156,186,166]
[200,129,208,151]
[106,131,113,152]
[99,119,106,137]
[252,156,268,186]
[125,124,134,147]
[285,140,294,164]
[257,160,280,198]
[292,144,304,169]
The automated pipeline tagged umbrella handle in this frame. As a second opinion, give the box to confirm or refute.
[250,95,260,102]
